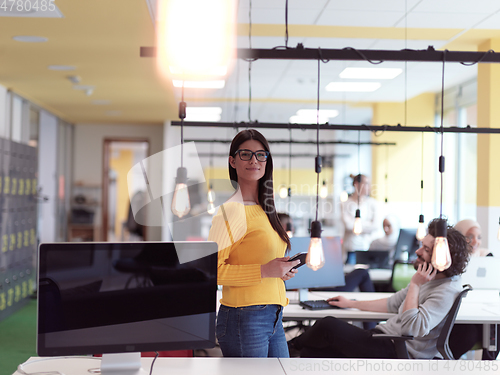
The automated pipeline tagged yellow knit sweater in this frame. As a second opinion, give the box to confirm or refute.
[208,202,288,307]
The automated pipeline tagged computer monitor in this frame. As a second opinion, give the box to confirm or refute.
[285,237,345,299]
[37,241,218,375]
[393,228,420,261]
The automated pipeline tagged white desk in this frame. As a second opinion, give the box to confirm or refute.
[13,356,500,375]
[284,290,500,325]
[284,291,395,322]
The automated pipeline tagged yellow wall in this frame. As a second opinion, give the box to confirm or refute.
[110,149,134,237]
[477,39,500,207]
[371,93,436,204]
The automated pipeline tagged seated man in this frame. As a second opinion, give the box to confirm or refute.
[289,218,470,359]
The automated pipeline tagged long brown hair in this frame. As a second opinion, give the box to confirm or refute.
[228,129,291,249]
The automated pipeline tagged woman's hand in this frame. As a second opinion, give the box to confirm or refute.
[410,262,438,287]
[261,256,300,278]
[281,268,298,281]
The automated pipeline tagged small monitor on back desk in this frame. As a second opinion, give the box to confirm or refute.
[285,237,345,301]
[354,250,391,269]
[393,228,420,261]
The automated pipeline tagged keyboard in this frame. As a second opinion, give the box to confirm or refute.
[299,300,341,310]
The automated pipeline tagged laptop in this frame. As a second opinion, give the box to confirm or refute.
[460,257,500,290]
[354,250,391,269]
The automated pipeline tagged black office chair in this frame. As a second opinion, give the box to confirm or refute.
[437,285,473,359]
[372,284,473,359]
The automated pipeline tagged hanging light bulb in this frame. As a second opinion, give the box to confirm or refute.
[171,167,191,218]
[340,190,348,202]
[353,209,362,235]
[306,221,325,271]
[207,183,216,203]
[286,222,293,238]
[431,219,452,272]
[416,214,426,241]
[207,202,216,215]
[279,185,288,199]
[320,180,328,199]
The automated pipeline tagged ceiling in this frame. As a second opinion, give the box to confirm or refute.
[2,0,500,126]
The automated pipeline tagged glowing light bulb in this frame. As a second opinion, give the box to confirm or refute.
[207,202,216,215]
[279,186,288,199]
[416,214,426,241]
[306,221,325,271]
[171,167,191,218]
[320,180,328,199]
[207,184,216,203]
[431,219,452,272]
[340,190,348,202]
[353,209,362,235]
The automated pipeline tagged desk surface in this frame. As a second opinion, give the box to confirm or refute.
[218,289,500,325]
[13,356,500,375]
[283,290,500,325]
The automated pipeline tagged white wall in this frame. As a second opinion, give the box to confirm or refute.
[73,123,164,241]
[38,110,58,243]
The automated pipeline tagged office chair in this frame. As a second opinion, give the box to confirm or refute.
[437,285,473,359]
[388,260,416,292]
[372,285,473,359]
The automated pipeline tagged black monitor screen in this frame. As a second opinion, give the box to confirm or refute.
[394,228,420,261]
[37,241,218,356]
[285,237,345,290]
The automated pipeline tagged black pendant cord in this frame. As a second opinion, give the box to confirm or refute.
[288,126,292,213]
[404,0,408,127]
[284,0,289,48]
[385,144,389,203]
[439,52,446,219]
[315,56,321,222]
[357,130,361,209]
[248,0,253,123]
[420,132,424,214]
[209,141,214,182]
[180,81,185,168]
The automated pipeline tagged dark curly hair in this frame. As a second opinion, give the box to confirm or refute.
[427,218,471,277]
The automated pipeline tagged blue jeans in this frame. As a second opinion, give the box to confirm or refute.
[216,304,289,358]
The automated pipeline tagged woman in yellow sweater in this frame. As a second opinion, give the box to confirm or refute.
[208,129,300,357]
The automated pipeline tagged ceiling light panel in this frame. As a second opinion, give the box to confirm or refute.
[340,68,402,79]
[325,82,381,92]
[12,36,48,42]
[185,107,222,122]
[48,65,76,71]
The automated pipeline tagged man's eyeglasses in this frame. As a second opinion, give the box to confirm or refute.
[235,149,269,162]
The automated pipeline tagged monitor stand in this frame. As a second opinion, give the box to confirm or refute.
[98,352,147,375]
[298,288,309,302]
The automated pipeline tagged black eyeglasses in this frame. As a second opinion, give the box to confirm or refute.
[235,149,269,162]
